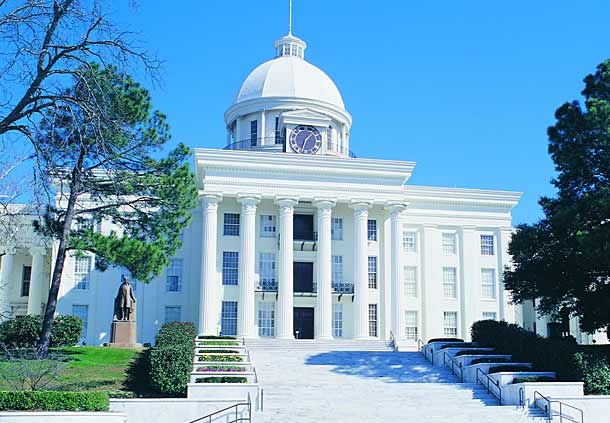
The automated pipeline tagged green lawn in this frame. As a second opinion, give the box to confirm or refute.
[0,346,142,394]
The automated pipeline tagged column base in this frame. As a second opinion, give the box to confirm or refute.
[275,334,295,340]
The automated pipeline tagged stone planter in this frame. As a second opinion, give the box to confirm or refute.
[0,412,127,423]
[463,362,532,383]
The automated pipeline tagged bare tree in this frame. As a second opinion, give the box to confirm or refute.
[0,0,159,144]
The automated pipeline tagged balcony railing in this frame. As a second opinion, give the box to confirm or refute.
[331,282,354,294]
[223,137,357,158]
[256,280,354,294]
[256,280,278,292]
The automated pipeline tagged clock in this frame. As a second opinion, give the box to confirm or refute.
[289,125,322,154]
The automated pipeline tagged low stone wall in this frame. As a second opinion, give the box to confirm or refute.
[548,395,610,422]
[463,362,532,383]
[453,354,512,368]
[501,382,584,406]
[488,371,556,387]
[0,411,127,423]
[110,398,249,423]
[432,347,494,367]
[186,382,260,403]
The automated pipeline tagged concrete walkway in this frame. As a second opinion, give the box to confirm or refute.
[250,345,542,422]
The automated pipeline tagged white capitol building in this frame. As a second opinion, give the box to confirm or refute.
[3,27,599,346]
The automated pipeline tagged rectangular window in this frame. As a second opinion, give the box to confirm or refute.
[258,253,276,290]
[333,303,343,337]
[368,304,378,337]
[443,267,457,298]
[327,126,333,150]
[481,268,496,299]
[482,311,497,320]
[405,310,418,340]
[481,235,495,255]
[75,216,96,233]
[331,255,343,285]
[274,116,282,144]
[223,213,240,236]
[331,217,343,240]
[368,256,377,289]
[71,304,88,344]
[258,302,275,337]
[222,252,239,285]
[260,215,276,238]
[442,233,457,254]
[74,256,91,290]
[21,265,32,297]
[402,231,417,253]
[443,311,458,337]
[250,120,258,146]
[166,259,183,292]
[164,306,181,323]
[367,219,377,241]
[221,301,238,336]
[404,266,418,298]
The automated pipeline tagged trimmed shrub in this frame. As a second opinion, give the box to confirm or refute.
[488,365,533,374]
[471,320,610,394]
[0,391,108,411]
[439,342,476,350]
[511,376,556,384]
[0,315,82,347]
[197,335,236,340]
[197,349,240,354]
[149,322,196,397]
[197,341,239,346]
[198,355,243,362]
[196,365,246,372]
[454,350,495,357]
[470,357,512,365]
[195,377,247,383]
[427,338,464,344]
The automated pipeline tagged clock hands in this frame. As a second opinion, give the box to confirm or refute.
[302,133,314,150]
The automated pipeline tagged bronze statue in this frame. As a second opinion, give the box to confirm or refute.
[114,276,136,321]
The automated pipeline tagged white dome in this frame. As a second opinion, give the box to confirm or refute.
[235,56,345,109]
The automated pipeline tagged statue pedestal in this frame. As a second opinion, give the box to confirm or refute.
[109,320,140,348]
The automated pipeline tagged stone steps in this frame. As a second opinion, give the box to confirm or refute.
[245,339,393,351]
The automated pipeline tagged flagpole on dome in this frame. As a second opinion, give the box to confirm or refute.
[288,0,293,35]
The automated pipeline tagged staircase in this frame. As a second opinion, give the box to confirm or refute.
[247,341,547,422]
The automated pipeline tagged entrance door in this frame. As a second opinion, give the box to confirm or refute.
[294,307,314,339]
[293,262,314,293]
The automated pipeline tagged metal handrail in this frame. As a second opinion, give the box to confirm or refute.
[223,137,357,158]
[476,368,502,405]
[519,387,524,408]
[533,390,584,423]
[417,338,425,353]
[389,330,396,351]
[443,351,464,382]
[188,393,251,422]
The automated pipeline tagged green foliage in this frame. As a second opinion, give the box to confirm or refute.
[197,349,240,354]
[0,316,82,347]
[454,350,495,357]
[471,320,610,394]
[488,365,534,374]
[196,366,246,372]
[470,357,512,365]
[197,335,237,340]
[504,60,610,334]
[0,390,109,411]
[197,341,239,346]
[427,338,464,343]
[149,322,196,397]
[198,355,243,363]
[511,376,556,384]
[195,377,247,383]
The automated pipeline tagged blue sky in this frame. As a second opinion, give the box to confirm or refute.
[114,0,610,224]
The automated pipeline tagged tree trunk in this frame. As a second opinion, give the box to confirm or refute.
[35,150,85,359]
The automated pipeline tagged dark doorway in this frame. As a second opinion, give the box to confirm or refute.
[294,307,314,339]
[293,262,314,293]
[294,214,314,241]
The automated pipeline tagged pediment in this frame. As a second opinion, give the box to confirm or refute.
[280,108,332,127]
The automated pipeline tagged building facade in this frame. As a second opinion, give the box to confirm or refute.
[5,28,575,346]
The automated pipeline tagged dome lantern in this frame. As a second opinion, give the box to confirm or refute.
[274,34,306,59]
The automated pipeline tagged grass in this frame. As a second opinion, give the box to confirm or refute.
[0,346,143,394]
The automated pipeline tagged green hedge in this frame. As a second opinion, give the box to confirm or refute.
[512,376,556,384]
[195,377,247,383]
[0,391,108,411]
[470,357,512,365]
[471,320,610,394]
[197,335,236,340]
[198,355,243,362]
[488,365,533,373]
[0,315,82,347]
[149,322,196,397]
[197,341,239,346]
[427,338,464,343]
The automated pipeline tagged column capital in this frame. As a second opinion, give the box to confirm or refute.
[1,246,16,256]
[275,197,298,209]
[237,195,261,212]
[385,202,409,216]
[350,200,372,213]
[29,246,47,256]
[313,199,336,210]
[201,193,222,206]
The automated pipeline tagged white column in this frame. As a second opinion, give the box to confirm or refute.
[235,119,241,146]
[0,248,16,320]
[260,111,266,145]
[497,228,517,324]
[314,199,335,339]
[387,204,408,339]
[276,198,297,339]
[27,247,46,315]
[199,194,222,335]
[237,196,259,338]
[226,126,231,146]
[421,225,442,340]
[459,226,478,341]
[351,202,371,339]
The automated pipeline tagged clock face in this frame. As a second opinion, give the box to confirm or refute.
[289,125,322,154]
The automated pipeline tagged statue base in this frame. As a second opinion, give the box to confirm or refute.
[109,319,140,348]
